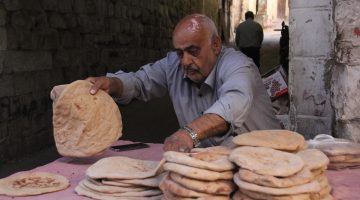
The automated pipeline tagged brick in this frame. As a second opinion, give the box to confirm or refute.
[11,11,33,30]
[0,122,8,144]
[0,74,14,97]
[58,0,73,13]
[73,0,86,14]
[41,0,58,11]
[4,50,52,72]
[13,72,35,95]
[0,5,6,26]
[49,13,67,29]
[6,28,20,50]
[0,97,10,121]
[3,0,23,11]
[33,70,51,92]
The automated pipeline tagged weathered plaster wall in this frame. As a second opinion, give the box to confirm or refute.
[332,0,360,142]
[0,0,220,162]
[288,0,335,139]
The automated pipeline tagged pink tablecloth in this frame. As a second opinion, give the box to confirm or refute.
[1,141,360,200]
[0,140,164,200]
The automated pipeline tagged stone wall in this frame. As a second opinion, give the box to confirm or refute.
[332,0,360,142]
[288,0,335,139]
[0,0,220,162]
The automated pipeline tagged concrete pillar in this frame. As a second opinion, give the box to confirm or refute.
[288,0,335,139]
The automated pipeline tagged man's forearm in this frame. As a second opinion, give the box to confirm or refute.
[109,77,124,97]
[186,113,229,141]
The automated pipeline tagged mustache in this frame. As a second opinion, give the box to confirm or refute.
[183,64,200,73]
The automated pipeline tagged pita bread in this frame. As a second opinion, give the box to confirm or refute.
[163,163,233,181]
[169,172,236,195]
[191,146,232,155]
[160,180,230,200]
[102,173,166,188]
[163,151,235,172]
[237,167,313,188]
[328,162,360,170]
[232,130,305,151]
[83,178,147,193]
[239,188,315,200]
[234,174,321,196]
[0,172,69,197]
[316,142,360,156]
[75,181,162,199]
[53,80,122,157]
[311,166,327,177]
[229,146,304,177]
[232,190,254,200]
[101,180,135,187]
[328,154,360,162]
[160,175,212,197]
[86,156,164,179]
[296,149,329,170]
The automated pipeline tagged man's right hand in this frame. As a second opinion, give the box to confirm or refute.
[86,76,111,95]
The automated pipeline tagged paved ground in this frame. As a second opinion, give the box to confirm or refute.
[0,31,282,178]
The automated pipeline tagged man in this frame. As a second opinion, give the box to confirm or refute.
[235,11,264,68]
[88,14,280,152]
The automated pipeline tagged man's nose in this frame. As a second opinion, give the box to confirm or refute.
[181,52,193,66]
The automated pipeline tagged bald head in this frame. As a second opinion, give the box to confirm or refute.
[172,14,222,84]
[173,14,219,44]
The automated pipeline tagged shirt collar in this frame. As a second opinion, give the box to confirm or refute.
[203,46,225,90]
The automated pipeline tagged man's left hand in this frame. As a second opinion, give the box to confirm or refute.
[163,131,193,152]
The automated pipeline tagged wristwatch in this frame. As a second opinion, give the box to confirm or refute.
[182,125,200,148]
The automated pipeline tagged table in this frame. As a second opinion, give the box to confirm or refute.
[1,140,360,200]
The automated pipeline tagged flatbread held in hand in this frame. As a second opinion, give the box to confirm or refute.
[53,80,122,157]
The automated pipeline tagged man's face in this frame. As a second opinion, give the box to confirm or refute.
[172,21,220,83]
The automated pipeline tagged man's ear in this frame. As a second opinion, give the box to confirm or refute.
[211,36,222,55]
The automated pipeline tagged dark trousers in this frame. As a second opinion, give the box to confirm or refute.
[240,47,261,68]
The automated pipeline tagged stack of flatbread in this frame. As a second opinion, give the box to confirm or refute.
[0,172,69,197]
[160,147,236,200]
[229,130,332,200]
[75,156,165,200]
[308,134,360,170]
[52,80,122,158]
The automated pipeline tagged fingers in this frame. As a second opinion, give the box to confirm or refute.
[85,76,110,95]
[163,132,193,153]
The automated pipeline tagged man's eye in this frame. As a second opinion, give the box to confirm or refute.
[188,48,200,57]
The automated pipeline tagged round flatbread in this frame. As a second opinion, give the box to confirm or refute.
[239,188,314,200]
[83,178,147,193]
[328,154,360,162]
[86,156,164,179]
[191,146,232,155]
[163,163,233,181]
[160,175,210,198]
[234,173,321,196]
[169,172,236,195]
[75,181,162,199]
[238,167,314,188]
[229,146,304,177]
[316,142,360,156]
[232,130,305,151]
[163,151,235,172]
[102,172,167,188]
[53,80,122,157]
[296,149,329,170]
[0,172,69,197]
